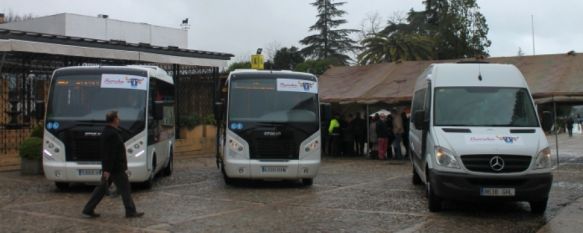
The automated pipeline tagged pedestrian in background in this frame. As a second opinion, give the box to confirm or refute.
[368,114,379,159]
[566,116,574,137]
[385,113,394,159]
[341,114,355,156]
[392,108,404,160]
[376,114,389,160]
[328,114,341,156]
[401,111,411,159]
[82,111,144,218]
[353,113,366,157]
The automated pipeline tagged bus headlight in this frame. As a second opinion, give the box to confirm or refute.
[435,146,460,169]
[304,138,320,152]
[43,149,55,161]
[535,147,552,169]
[228,138,244,153]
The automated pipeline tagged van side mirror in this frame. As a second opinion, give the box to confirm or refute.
[213,101,224,121]
[413,110,427,130]
[153,101,164,120]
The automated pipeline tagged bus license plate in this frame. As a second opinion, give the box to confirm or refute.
[480,188,515,196]
[79,169,101,176]
[261,166,287,173]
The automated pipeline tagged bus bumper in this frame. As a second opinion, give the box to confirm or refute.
[224,159,320,180]
[43,161,150,183]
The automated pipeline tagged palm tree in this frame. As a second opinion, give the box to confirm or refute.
[357,32,434,65]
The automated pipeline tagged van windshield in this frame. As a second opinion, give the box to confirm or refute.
[434,87,539,127]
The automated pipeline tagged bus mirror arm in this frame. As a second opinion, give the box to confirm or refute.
[214,101,224,121]
[413,110,427,130]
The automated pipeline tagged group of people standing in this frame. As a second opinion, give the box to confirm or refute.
[327,113,367,156]
[326,108,410,160]
[369,109,410,160]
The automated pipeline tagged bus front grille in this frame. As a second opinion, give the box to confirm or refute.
[67,138,101,162]
[250,139,298,159]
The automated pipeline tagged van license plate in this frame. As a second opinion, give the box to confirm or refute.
[261,166,287,173]
[480,188,515,196]
[79,169,101,176]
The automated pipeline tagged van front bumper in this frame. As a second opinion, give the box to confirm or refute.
[429,170,553,202]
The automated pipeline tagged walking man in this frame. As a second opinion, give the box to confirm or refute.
[82,111,144,218]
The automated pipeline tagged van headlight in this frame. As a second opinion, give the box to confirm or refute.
[534,147,552,169]
[435,146,460,169]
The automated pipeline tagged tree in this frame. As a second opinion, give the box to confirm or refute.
[517,47,525,56]
[357,12,435,65]
[294,59,337,76]
[3,10,34,23]
[357,32,434,65]
[273,46,305,70]
[227,61,251,72]
[423,0,491,59]
[300,0,357,65]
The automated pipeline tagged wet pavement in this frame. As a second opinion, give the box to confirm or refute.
[1,134,582,233]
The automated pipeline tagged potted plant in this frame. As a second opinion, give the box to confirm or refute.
[179,115,199,138]
[20,136,43,175]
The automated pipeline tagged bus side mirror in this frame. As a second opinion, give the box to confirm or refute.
[413,110,427,130]
[35,101,45,120]
[153,101,164,120]
[214,101,224,121]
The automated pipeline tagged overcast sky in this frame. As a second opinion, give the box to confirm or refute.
[3,0,583,63]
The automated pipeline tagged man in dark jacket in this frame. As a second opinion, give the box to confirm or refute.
[82,111,144,218]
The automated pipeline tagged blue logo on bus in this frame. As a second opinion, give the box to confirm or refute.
[47,122,53,129]
[302,82,312,91]
[53,122,60,129]
[230,123,244,130]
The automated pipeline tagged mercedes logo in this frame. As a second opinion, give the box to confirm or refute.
[489,156,505,172]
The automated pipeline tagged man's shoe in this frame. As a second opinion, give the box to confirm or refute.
[126,212,144,218]
[82,211,100,218]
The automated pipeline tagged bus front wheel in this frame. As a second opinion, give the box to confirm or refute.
[302,178,313,186]
[55,182,69,191]
[142,155,156,189]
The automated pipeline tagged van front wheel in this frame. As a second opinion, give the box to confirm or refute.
[426,172,442,212]
[530,198,548,214]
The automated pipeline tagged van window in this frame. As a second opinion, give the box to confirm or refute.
[411,89,426,122]
[434,87,538,127]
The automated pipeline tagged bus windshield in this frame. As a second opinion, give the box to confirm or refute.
[229,78,318,123]
[434,87,539,127]
[47,74,147,123]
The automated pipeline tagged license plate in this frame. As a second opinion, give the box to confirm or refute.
[261,166,287,173]
[480,187,515,196]
[78,169,101,176]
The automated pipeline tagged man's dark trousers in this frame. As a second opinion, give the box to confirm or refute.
[83,171,136,215]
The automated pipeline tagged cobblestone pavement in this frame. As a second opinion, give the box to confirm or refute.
[1,134,582,233]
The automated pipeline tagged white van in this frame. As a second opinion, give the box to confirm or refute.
[409,63,554,213]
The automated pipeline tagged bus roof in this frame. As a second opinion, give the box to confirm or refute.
[228,69,317,81]
[53,65,174,84]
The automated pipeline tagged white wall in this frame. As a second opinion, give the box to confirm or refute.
[0,14,66,35]
[0,13,187,48]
